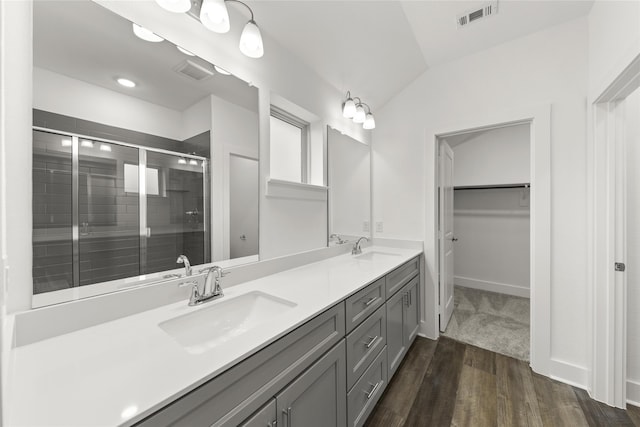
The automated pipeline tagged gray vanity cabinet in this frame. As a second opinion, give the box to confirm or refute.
[386,274,420,379]
[276,341,347,427]
[239,399,276,427]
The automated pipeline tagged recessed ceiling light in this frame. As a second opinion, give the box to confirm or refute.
[132,23,164,43]
[117,78,136,88]
[213,65,231,75]
[177,46,195,56]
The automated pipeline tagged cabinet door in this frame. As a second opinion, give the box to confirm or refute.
[386,288,406,379]
[277,341,347,427]
[404,277,420,347]
[240,399,277,427]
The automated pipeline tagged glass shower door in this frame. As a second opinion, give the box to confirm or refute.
[78,139,140,285]
[144,151,208,274]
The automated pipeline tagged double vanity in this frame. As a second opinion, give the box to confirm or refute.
[7,245,422,426]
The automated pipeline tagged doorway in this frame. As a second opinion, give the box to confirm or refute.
[437,124,531,361]
[591,53,640,408]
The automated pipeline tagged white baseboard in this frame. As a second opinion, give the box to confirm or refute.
[546,358,589,390]
[628,379,640,406]
[454,276,530,298]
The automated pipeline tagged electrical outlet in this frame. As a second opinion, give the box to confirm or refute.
[376,221,383,233]
[363,221,370,232]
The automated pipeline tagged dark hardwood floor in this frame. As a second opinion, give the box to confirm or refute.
[366,337,640,427]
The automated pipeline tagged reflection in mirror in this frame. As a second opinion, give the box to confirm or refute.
[32,1,259,306]
[327,126,371,244]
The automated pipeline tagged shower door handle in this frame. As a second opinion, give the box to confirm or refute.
[146,227,151,237]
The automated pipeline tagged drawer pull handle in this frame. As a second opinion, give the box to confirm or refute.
[364,296,378,306]
[364,335,379,349]
[282,407,292,427]
[365,381,382,399]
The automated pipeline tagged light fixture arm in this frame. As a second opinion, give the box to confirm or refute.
[224,0,255,21]
[358,102,372,114]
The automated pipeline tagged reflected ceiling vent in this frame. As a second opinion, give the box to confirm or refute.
[174,59,214,81]
[456,1,498,28]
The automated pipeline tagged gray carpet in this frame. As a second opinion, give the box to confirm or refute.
[442,285,530,361]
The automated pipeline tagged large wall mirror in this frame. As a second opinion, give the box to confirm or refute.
[32,1,259,306]
[327,126,371,244]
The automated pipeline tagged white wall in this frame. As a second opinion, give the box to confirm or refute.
[626,88,640,405]
[373,17,589,383]
[181,96,211,140]
[453,188,530,298]
[33,67,185,140]
[588,0,640,101]
[447,124,530,187]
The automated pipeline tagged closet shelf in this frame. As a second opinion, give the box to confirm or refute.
[454,209,530,217]
[454,183,530,190]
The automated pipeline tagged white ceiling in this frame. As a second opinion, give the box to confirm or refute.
[250,0,594,110]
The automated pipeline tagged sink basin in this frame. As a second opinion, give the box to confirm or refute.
[355,251,402,261]
[159,291,297,354]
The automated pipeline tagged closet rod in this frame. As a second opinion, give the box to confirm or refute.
[453,183,530,190]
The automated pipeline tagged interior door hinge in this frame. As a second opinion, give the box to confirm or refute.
[615,262,626,272]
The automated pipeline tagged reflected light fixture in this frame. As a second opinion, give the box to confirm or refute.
[132,23,164,42]
[61,138,72,147]
[177,46,196,56]
[80,140,94,148]
[342,91,376,130]
[189,159,198,166]
[178,158,188,165]
[117,78,136,88]
[214,65,232,75]
[155,0,192,13]
[100,144,112,152]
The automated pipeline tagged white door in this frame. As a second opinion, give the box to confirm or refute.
[439,141,455,332]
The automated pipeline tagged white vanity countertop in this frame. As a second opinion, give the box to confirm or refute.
[6,246,422,426]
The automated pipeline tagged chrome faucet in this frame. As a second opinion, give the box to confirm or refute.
[330,233,346,244]
[176,255,192,276]
[181,265,228,306]
[352,236,369,255]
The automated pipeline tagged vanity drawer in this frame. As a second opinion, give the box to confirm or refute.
[386,256,419,297]
[345,277,385,333]
[347,346,387,427]
[346,305,386,390]
[135,303,345,427]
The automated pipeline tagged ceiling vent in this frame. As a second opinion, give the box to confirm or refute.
[457,2,498,28]
[174,59,214,81]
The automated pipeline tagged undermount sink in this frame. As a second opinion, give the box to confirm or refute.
[159,291,297,355]
[355,251,402,261]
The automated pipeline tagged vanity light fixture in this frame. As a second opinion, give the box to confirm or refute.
[342,92,376,130]
[132,23,164,43]
[117,78,137,88]
[157,0,264,58]
[155,0,192,13]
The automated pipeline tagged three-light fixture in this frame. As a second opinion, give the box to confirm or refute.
[342,92,376,130]
[155,0,264,59]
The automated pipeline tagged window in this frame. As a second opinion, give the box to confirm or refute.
[270,106,309,183]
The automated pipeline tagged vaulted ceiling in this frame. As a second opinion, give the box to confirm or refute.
[250,0,594,110]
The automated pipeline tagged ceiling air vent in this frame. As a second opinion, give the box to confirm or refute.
[457,1,498,28]
[174,59,214,81]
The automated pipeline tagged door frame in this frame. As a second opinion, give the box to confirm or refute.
[590,53,640,408]
[424,104,551,377]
